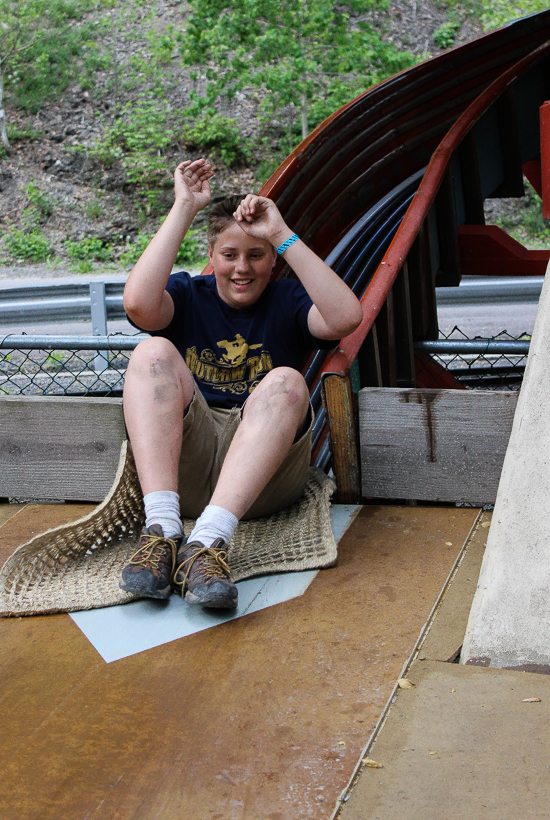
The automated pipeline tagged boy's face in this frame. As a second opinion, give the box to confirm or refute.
[209,222,276,310]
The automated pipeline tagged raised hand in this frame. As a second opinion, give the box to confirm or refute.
[233,194,292,248]
[174,158,214,213]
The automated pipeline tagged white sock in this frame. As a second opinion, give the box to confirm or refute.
[144,490,183,539]
[188,504,238,547]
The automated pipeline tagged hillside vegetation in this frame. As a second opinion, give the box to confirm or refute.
[0,0,547,273]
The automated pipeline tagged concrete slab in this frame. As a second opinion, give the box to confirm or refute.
[338,660,550,820]
[0,504,477,820]
[462,266,550,670]
[420,510,490,662]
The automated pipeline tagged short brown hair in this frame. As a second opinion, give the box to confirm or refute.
[207,195,244,247]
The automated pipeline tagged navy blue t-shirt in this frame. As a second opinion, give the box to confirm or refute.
[133,271,336,408]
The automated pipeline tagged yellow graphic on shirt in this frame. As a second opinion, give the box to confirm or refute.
[185,334,273,395]
[216,334,262,366]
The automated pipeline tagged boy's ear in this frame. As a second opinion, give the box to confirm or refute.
[208,244,214,264]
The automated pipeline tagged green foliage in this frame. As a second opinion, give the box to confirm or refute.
[256,151,287,184]
[433,19,460,49]
[480,0,549,30]
[516,189,550,242]
[175,229,202,267]
[118,231,152,267]
[3,229,52,261]
[6,125,42,142]
[439,0,548,32]
[90,96,177,187]
[180,0,415,143]
[118,229,203,269]
[1,0,106,114]
[494,182,550,248]
[26,182,54,218]
[64,236,112,263]
[146,25,176,64]
[182,114,251,166]
[86,198,102,219]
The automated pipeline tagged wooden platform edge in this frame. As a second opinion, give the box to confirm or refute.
[358,387,518,503]
[0,396,126,502]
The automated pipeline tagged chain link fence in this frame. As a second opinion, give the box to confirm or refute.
[414,327,530,391]
[0,327,530,397]
[0,334,143,397]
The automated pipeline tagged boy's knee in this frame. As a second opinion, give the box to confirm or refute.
[126,338,194,401]
[130,337,185,375]
[249,367,309,413]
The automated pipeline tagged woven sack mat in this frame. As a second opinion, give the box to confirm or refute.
[0,440,337,618]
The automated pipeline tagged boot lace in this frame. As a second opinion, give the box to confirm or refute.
[128,533,177,572]
[173,544,231,594]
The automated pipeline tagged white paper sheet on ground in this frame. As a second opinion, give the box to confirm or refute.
[70,504,361,663]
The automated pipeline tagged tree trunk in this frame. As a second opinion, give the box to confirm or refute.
[301,92,308,141]
[0,62,12,153]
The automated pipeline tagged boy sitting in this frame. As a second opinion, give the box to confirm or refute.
[120,158,363,610]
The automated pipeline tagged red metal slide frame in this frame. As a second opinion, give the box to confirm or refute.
[320,35,550,379]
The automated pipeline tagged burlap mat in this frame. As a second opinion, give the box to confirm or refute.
[0,441,337,617]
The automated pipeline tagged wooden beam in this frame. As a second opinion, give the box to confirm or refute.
[359,388,518,503]
[322,374,362,504]
[0,396,126,502]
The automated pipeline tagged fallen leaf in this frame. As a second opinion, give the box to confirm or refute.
[338,741,346,746]
[481,521,491,528]
[429,751,437,755]
[451,688,456,693]
[362,758,383,768]
[522,697,541,703]
[445,542,453,546]
[398,678,415,689]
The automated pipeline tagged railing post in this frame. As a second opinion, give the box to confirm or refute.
[321,373,362,504]
[89,282,109,373]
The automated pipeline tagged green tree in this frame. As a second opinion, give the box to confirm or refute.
[180,0,414,145]
[0,0,100,152]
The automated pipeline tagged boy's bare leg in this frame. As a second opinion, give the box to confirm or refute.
[209,367,310,519]
[123,337,194,495]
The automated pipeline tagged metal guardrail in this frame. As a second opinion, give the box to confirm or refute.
[0,276,543,328]
[436,277,544,305]
[0,281,125,325]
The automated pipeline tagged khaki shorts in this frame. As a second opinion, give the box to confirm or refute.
[177,388,313,520]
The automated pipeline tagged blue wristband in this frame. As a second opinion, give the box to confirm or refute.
[276,233,299,255]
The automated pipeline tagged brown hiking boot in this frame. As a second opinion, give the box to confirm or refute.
[172,538,238,610]
[119,524,180,599]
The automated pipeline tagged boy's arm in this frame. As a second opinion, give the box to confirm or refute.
[123,159,214,331]
[234,195,363,340]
